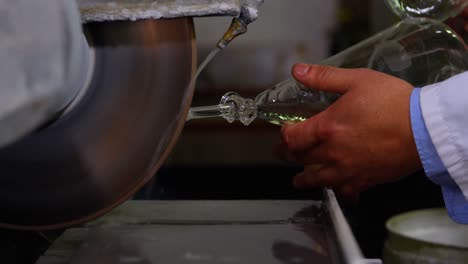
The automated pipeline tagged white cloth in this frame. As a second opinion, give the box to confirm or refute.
[420,71,468,199]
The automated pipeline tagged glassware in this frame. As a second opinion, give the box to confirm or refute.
[187,80,339,126]
[187,17,468,126]
[385,0,468,21]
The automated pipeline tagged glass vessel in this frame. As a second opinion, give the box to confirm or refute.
[385,0,468,21]
[187,18,468,126]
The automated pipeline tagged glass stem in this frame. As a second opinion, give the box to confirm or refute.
[186,104,232,121]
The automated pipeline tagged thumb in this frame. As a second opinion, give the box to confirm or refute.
[292,63,357,94]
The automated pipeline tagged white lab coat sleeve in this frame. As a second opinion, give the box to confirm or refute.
[420,71,468,200]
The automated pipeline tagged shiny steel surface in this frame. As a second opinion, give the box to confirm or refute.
[0,18,196,229]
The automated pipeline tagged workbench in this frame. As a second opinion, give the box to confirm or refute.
[36,200,353,264]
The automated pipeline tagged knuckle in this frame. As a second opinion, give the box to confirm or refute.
[286,135,303,153]
[285,137,299,151]
[282,124,306,151]
[315,119,334,140]
[281,128,295,148]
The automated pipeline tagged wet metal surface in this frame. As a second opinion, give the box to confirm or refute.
[70,224,334,264]
[41,201,342,264]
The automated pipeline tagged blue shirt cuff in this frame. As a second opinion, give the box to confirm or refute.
[410,88,468,224]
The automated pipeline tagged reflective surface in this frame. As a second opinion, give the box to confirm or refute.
[260,17,468,125]
[52,201,340,264]
[385,0,468,21]
[0,18,196,229]
[187,84,336,126]
[254,80,338,126]
[322,18,468,87]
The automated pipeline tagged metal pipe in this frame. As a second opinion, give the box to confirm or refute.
[217,0,264,49]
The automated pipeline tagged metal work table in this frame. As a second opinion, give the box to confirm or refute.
[36,194,381,264]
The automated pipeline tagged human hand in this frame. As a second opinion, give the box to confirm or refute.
[279,64,423,197]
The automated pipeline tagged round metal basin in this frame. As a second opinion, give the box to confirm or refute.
[0,18,196,230]
[384,208,468,264]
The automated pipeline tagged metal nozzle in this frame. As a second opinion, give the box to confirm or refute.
[216,0,264,49]
[217,17,248,49]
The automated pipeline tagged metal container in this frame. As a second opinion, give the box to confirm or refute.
[384,208,468,264]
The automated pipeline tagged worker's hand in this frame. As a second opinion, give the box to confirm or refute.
[279,64,423,197]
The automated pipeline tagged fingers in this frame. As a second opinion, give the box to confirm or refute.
[293,165,347,189]
[281,116,323,152]
[275,143,325,166]
[273,142,305,164]
[281,123,310,152]
[292,64,358,94]
[336,184,355,198]
[292,165,372,201]
[288,144,333,165]
[335,185,361,206]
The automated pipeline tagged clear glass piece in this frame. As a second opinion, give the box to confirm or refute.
[385,0,468,21]
[254,79,339,126]
[188,92,257,126]
[188,17,468,126]
[321,18,468,87]
[187,79,338,126]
